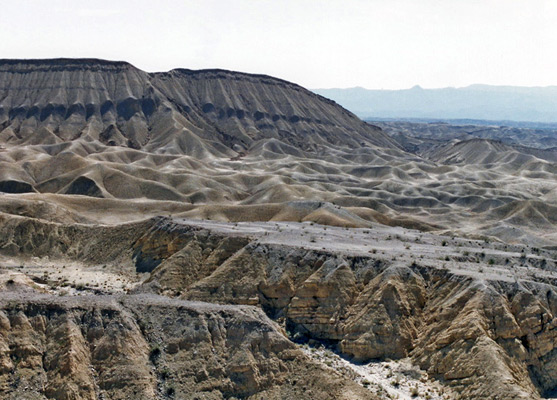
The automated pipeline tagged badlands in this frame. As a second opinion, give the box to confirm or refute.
[0,59,557,399]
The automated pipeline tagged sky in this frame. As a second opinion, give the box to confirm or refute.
[1,0,556,90]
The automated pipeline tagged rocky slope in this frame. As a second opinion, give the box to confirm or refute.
[0,288,372,400]
[0,59,556,246]
[2,214,557,399]
[0,58,394,153]
[2,58,557,399]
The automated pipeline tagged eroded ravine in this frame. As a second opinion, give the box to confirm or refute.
[2,214,557,399]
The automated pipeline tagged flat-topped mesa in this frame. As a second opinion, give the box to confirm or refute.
[0,58,152,106]
[162,67,355,113]
[153,67,395,150]
[0,58,156,149]
[0,57,398,154]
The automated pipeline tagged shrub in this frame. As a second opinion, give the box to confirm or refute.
[150,344,161,363]
[160,367,171,380]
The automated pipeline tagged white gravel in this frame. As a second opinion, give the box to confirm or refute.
[301,345,454,399]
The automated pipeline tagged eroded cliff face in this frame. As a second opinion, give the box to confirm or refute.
[0,291,373,400]
[129,219,557,399]
[2,214,557,399]
[175,243,557,398]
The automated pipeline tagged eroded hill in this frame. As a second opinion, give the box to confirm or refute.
[1,60,556,246]
[1,59,557,399]
[2,215,557,399]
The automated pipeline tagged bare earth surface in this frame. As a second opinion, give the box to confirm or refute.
[1,59,557,399]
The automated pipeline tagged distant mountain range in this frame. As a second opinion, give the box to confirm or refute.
[313,85,557,123]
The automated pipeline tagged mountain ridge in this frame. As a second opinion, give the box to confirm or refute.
[313,84,557,122]
[0,58,396,153]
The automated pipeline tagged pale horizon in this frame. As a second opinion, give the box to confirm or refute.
[1,0,556,90]
[313,83,557,91]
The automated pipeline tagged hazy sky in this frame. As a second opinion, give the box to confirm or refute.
[1,0,556,89]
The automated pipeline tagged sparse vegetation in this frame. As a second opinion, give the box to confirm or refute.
[150,344,161,363]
